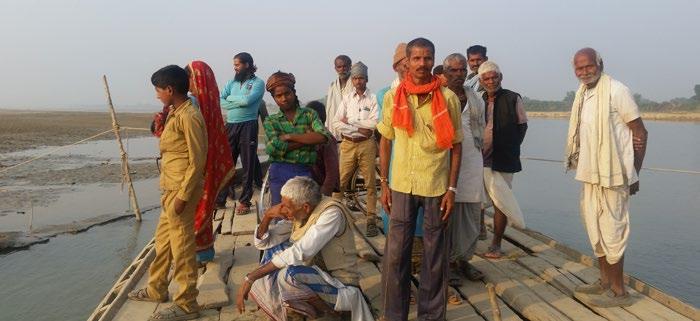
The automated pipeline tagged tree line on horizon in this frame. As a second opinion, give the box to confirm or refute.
[523,85,700,112]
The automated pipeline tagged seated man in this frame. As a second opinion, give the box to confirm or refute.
[235,176,374,321]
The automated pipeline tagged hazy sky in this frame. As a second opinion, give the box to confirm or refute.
[1,0,698,111]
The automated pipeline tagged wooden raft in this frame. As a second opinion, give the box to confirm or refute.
[89,198,699,321]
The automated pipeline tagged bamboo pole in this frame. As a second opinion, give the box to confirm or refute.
[102,75,142,221]
[486,283,503,321]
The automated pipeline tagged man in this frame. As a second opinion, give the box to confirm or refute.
[235,176,374,321]
[128,65,207,321]
[376,43,408,111]
[478,61,528,259]
[566,48,647,307]
[433,64,447,86]
[325,55,355,141]
[466,45,490,239]
[376,42,427,283]
[443,53,486,283]
[333,61,379,237]
[217,52,265,215]
[465,45,488,94]
[378,37,463,321]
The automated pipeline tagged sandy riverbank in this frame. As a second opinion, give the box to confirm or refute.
[0,109,154,154]
[528,111,700,122]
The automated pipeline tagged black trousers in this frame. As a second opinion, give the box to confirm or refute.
[216,120,259,206]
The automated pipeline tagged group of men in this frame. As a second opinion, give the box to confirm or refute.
[129,37,648,321]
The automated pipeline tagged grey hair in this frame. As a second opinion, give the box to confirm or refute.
[443,53,467,67]
[573,47,604,71]
[280,176,322,207]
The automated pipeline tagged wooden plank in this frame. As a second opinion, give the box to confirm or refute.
[220,244,262,320]
[214,209,224,221]
[221,207,234,235]
[197,235,236,309]
[353,216,385,256]
[112,273,158,321]
[493,256,607,321]
[517,256,642,321]
[357,260,383,316]
[192,308,220,321]
[499,226,694,321]
[350,217,381,262]
[471,254,573,321]
[515,226,700,321]
[458,279,523,321]
[231,201,258,236]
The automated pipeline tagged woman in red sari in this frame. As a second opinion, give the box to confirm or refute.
[186,61,235,263]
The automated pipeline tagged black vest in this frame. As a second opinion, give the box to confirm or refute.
[483,88,523,173]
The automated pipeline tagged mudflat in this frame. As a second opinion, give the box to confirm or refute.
[0,109,154,154]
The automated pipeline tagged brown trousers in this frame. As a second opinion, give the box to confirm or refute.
[339,139,377,218]
[147,188,203,312]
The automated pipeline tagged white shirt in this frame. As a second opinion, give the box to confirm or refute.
[465,73,480,93]
[332,89,379,139]
[254,207,345,268]
[325,78,355,140]
[576,79,640,186]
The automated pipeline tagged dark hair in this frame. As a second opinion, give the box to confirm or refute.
[305,100,327,123]
[334,55,352,66]
[234,52,258,74]
[406,37,435,57]
[151,65,189,95]
[433,65,444,75]
[467,45,487,58]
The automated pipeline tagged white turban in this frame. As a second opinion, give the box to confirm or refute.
[478,61,501,77]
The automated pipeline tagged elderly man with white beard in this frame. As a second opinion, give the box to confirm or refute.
[566,47,648,307]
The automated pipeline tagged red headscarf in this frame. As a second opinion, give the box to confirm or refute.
[189,61,235,252]
[392,75,455,149]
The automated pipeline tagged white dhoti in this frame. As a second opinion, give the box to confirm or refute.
[483,168,525,229]
[580,183,630,264]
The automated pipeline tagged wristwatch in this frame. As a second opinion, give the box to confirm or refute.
[448,186,458,193]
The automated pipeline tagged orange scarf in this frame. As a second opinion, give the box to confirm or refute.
[392,75,455,149]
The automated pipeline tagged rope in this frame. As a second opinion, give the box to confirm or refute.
[521,156,700,175]
[0,127,151,175]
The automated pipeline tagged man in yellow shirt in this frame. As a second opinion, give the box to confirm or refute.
[128,65,208,321]
[378,38,463,321]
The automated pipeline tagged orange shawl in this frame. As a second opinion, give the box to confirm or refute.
[392,75,455,149]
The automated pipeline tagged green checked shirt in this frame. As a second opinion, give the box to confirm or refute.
[263,107,330,164]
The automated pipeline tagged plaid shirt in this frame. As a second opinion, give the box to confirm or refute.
[263,107,330,164]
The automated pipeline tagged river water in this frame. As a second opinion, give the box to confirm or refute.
[0,118,697,321]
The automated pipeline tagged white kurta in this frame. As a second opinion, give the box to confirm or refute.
[325,78,355,141]
[574,77,640,264]
[455,87,486,203]
[576,79,640,186]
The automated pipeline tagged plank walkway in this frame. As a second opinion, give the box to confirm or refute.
[89,196,699,321]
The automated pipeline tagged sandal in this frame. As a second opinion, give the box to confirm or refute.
[235,203,251,215]
[366,220,379,237]
[128,288,167,303]
[462,263,485,281]
[447,289,463,305]
[148,304,199,321]
[483,246,504,259]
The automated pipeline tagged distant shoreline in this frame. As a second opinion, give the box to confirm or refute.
[528,111,700,122]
